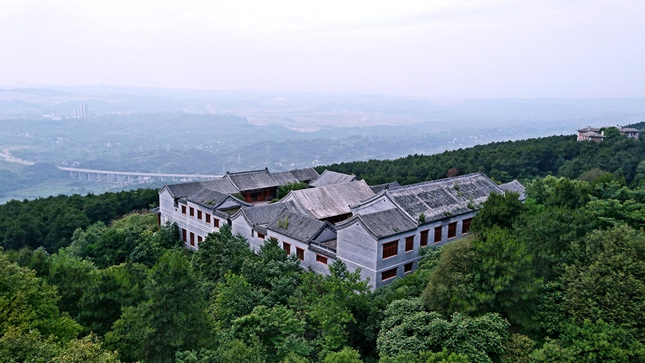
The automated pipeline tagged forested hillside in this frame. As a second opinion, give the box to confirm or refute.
[3,131,645,362]
[321,133,645,185]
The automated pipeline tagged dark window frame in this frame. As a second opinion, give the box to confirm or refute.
[316,254,328,265]
[283,242,291,255]
[404,262,413,273]
[405,236,414,252]
[462,218,472,234]
[296,247,305,261]
[420,230,429,247]
[381,267,398,281]
[382,241,398,259]
[189,207,195,217]
[448,222,457,239]
[434,226,442,243]
[205,214,211,223]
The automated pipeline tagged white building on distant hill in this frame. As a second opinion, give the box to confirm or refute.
[156,167,525,288]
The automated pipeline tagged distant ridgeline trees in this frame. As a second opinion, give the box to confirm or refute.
[4,129,645,362]
[319,132,645,185]
[0,189,158,252]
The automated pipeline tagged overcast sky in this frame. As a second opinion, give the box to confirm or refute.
[1,0,643,98]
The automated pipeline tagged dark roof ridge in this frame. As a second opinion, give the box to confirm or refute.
[225,167,270,176]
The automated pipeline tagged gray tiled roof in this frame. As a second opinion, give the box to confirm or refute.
[342,208,417,239]
[309,170,357,188]
[499,180,526,200]
[200,178,240,194]
[290,168,320,182]
[225,168,280,191]
[186,188,231,209]
[621,127,640,133]
[282,180,375,220]
[272,171,301,185]
[388,172,502,223]
[578,126,601,133]
[165,181,204,198]
[239,203,288,227]
[370,181,401,193]
[267,210,327,243]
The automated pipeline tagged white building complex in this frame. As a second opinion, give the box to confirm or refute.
[157,167,524,288]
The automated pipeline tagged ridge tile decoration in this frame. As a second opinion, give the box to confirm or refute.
[156,168,524,288]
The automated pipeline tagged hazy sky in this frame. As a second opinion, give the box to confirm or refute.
[1,0,643,98]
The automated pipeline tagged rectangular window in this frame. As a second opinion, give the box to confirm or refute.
[181,205,186,214]
[296,247,305,261]
[405,236,414,252]
[197,210,202,220]
[189,207,195,217]
[381,267,397,281]
[462,218,472,235]
[316,254,328,265]
[257,232,265,239]
[420,230,429,247]
[382,241,398,259]
[434,226,442,243]
[182,228,187,242]
[283,242,291,255]
[198,236,203,243]
[448,222,457,239]
[404,262,413,273]
[190,232,195,246]
[214,218,220,228]
[205,214,211,223]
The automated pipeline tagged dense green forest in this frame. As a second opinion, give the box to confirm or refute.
[321,131,645,185]
[3,131,645,362]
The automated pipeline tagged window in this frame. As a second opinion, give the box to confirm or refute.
[420,230,429,247]
[381,267,397,281]
[257,232,265,239]
[434,226,442,243]
[382,241,398,259]
[190,232,195,246]
[198,236,203,243]
[205,214,211,223]
[405,236,414,252]
[404,262,413,273]
[189,207,195,217]
[181,205,186,214]
[283,242,291,255]
[448,222,457,239]
[316,254,328,265]
[296,247,305,261]
[197,210,202,220]
[182,228,187,242]
[462,218,472,234]
[214,218,220,228]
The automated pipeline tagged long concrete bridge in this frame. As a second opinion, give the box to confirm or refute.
[57,166,222,185]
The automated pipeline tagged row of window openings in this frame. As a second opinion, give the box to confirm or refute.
[181,205,220,228]
[382,218,472,259]
[381,262,414,281]
[282,242,327,265]
[181,228,203,247]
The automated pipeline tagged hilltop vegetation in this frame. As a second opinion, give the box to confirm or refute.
[322,133,645,185]
[3,131,645,361]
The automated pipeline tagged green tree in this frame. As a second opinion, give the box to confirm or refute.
[377,298,508,363]
[380,349,470,363]
[105,250,214,363]
[277,181,308,199]
[323,347,363,363]
[561,225,645,340]
[470,192,524,234]
[47,250,97,319]
[231,304,310,363]
[530,319,645,363]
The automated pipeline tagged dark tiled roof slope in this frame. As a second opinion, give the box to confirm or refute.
[290,168,320,182]
[225,169,279,191]
[354,208,417,239]
[389,172,502,222]
[283,180,375,220]
[370,181,400,193]
[309,170,357,187]
[499,180,526,200]
[267,210,327,243]
[165,181,204,198]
